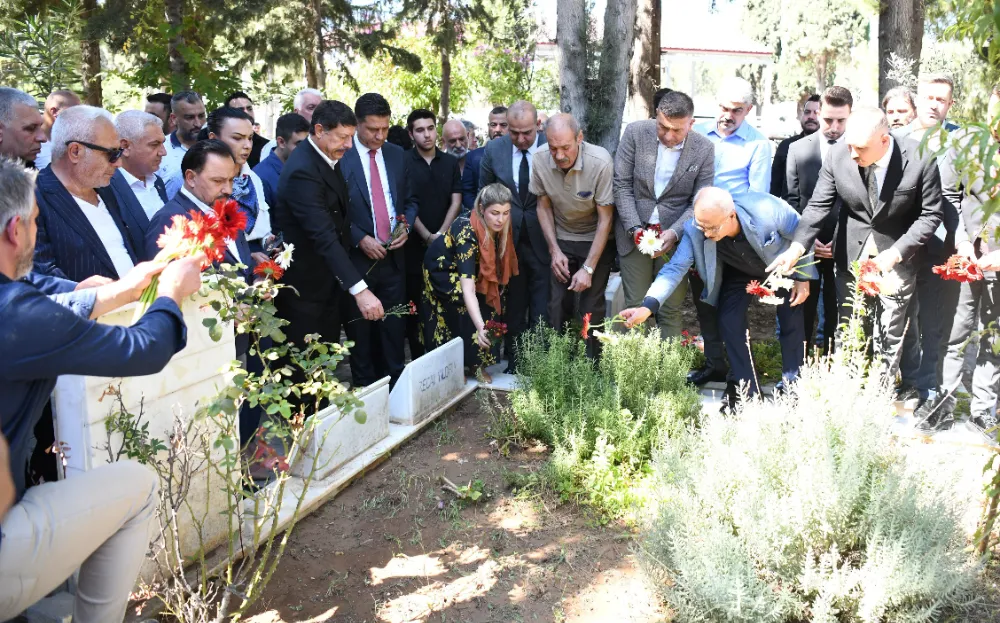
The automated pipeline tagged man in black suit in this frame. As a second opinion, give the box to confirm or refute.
[479,100,549,372]
[771,93,820,197]
[271,100,384,388]
[784,86,853,353]
[461,106,508,211]
[768,107,943,373]
[340,93,417,387]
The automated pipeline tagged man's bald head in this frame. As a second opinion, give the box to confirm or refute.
[693,187,738,241]
[545,113,580,136]
[845,106,891,167]
[441,119,469,159]
[42,89,81,134]
[508,100,537,123]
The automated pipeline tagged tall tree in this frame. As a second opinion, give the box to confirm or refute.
[556,0,587,121]
[878,0,924,100]
[79,0,101,104]
[628,0,659,120]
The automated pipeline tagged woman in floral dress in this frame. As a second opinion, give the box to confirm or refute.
[422,183,518,381]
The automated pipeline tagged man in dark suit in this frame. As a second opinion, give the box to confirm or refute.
[111,110,169,223]
[462,106,508,211]
[339,93,417,387]
[784,86,853,353]
[271,100,384,389]
[33,105,150,282]
[768,107,944,374]
[479,100,548,372]
[770,94,819,198]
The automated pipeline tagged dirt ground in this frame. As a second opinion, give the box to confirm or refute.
[247,394,665,623]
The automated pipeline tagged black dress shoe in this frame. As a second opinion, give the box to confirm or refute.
[971,412,999,442]
[720,382,739,415]
[688,366,728,386]
[914,397,953,432]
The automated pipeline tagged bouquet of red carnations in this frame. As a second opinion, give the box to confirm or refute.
[932,254,984,283]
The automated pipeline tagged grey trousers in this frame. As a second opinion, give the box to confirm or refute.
[940,279,1000,416]
[619,248,687,339]
[0,461,158,623]
[835,260,918,376]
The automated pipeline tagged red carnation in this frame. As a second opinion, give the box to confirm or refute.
[745,280,774,297]
[932,255,984,283]
[581,312,592,339]
[648,223,661,235]
[407,300,417,315]
[254,259,285,281]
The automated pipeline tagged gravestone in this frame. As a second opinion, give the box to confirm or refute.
[292,376,390,480]
[606,273,625,318]
[389,337,465,426]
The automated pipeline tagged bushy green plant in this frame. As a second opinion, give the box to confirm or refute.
[504,327,701,518]
[639,357,980,622]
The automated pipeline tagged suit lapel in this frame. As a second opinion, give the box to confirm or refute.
[154,175,169,203]
[97,186,140,263]
[344,147,370,208]
[40,171,117,275]
[874,142,905,218]
[498,136,516,189]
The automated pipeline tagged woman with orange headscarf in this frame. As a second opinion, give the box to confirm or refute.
[422,183,519,381]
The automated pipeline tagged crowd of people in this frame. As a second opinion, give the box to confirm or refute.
[0,69,995,620]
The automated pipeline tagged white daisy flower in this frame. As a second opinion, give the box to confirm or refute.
[637,230,664,256]
[767,275,795,291]
[276,243,295,269]
[592,330,620,345]
[759,295,785,305]
[874,270,902,295]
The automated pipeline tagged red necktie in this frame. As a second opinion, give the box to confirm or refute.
[369,149,390,242]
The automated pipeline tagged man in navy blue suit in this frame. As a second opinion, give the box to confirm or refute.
[0,157,204,622]
[110,110,169,223]
[340,93,418,387]
[33,105,152,282]
[461,105,507,211]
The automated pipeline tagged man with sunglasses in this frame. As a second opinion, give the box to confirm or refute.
[33,106,152,282]
[619,187,815,412]
[686,77,774,389]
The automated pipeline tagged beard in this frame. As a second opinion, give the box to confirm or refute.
[14,245,33,280]
[450,146,468,159]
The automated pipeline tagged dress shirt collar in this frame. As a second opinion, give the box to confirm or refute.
[873,136,894,170]
[707,119,752,141]
[180,187,211,212]
[659,139,685,153]
[309,137,338,169]
[356,134,381,156]
[511,134,541,156]
[119,167,154,188]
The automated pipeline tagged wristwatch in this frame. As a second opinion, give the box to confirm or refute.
[582,264,594,275]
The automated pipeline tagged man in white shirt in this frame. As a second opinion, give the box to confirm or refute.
[613,90,715,339]
[111,110,169,223]
[157,91,206,184]
[784,86,854,353]
[33,105,148,281]
[34,90,81,171]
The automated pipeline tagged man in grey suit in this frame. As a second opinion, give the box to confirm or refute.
[784,86,853,352]
[479,100,549,372]
[768,107,944,374]
[613,90,714,338]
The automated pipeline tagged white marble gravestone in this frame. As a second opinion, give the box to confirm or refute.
[292,376,390,480]
[389,337,465,426]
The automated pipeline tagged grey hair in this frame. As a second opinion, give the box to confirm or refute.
[717,76,755,107]
[294,88,323,112]
[0,157,37,229]
[657,90,695,119]
[50,105,114,162]
[847,106,890,138]
[461,119,475,132]
[474,183,514,257]
[507,100,537,122]
[693,186,735,213]
[115,110,163,143]
[544,112,580,135]
[0,88,39,128]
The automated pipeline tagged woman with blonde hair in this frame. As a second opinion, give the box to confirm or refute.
[422,183,518,381]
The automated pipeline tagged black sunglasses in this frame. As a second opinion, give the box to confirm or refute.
[65,140,124,164]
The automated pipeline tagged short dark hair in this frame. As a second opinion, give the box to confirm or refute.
[805,93,821,104]
[171,90,202,110]
[275,113,310,141]
[311,100,357,135]
[652,88,673,112]
[657,90,694,119]
[489,106,508,116]
[181,139,234,176]
[354,93,391,122]
[146,92,172,112]
[407,109,436,132]
[206,106,253,137]
[387,125,413,150]
[225,91,252,106]
[822,86,853,110]
[882,86,915,111]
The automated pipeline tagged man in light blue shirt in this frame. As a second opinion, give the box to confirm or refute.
[687,77,773,387]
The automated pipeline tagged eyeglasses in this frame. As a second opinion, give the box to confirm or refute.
[695,213,733,235]
[65,140,124,164]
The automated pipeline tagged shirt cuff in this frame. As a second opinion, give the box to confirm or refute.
[641,296,660,317]
[348,280,368,296]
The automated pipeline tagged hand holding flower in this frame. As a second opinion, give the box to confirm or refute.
[619,307,652,329]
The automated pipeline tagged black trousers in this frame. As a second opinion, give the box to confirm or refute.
[802,256,838,354]
[345,258,406,388]
[503,230,551,371]
[273,290,344,415]
[689,270,728,372]
[548,239,614,357]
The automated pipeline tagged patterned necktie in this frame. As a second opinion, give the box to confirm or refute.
[518,150,530,205]
[866,164,878,212]
[370,149,391,241]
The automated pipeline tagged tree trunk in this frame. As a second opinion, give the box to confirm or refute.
[628,0,660,120]
[305,56,318,89]
[556,0,587,121]
[164,0,188,88]
[308,0,327,91]
[591,0,638,153]
[79,0,102,106]
[878,0,924,100]
[814,51,828,93]
[440,45,452,120]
